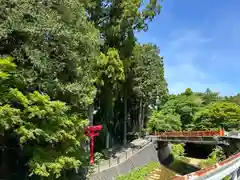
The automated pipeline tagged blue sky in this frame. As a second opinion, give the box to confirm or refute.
[136,0,240,96]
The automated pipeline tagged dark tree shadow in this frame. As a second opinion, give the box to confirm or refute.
[158,154,201,176]
[165,157,201,175]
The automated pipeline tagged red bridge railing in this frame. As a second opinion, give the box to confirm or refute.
[150,129,225,137]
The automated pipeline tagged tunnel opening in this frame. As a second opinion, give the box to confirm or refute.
[184,143,215,159]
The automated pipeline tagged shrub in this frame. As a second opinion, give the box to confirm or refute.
[171,144,185,158]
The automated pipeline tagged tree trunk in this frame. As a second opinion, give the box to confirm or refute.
[123,88,127,145]
[88,104,94,126]
[141,103,145,129]
[86,104,94,163]
[100,85,114,149]
[106,89,113,149]
[138,98,142,135]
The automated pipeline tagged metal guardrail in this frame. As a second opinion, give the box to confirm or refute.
[198,156,240,180]
[173,152,240,180]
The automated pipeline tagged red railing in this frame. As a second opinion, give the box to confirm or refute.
[151,129,225,137]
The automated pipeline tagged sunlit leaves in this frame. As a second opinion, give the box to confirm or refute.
[194,102,240,131]
[1,89,87,178]
[0,57,16,79]
[0,58,87,178]
[96,48,125,87]
[147,111,182,133]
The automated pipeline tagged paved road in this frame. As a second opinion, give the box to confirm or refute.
[93,138,149,174]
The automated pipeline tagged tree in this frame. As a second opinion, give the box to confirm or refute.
[0,0,100,114]
[201,88,220,105]
[158,92,203,130]
[130,43,168,133]
[182,88,193,96]
[0,57,89,179]
[194,102,240,131]
[84,0,165,146]
[147,111,181,133]
[131,44,168,107]
[5,90,88,179]
[94,48,125,148]
[1,0,102,178]
[226,93,240,105]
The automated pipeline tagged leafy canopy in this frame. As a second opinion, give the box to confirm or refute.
[147,111,181,133]
[194,102,240,131]
[147,87,240,133]
[1,0,101,112]
[0,57,88,178]
[2,88,88,178]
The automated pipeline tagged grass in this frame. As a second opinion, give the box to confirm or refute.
[117,162,160,180]
[117,162,177,180]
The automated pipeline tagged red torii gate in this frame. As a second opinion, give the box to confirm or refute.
[85,125,102,165]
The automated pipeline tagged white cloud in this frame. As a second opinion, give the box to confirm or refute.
[168,29,211,49]
[162,29,234,95]
[136,27,238,96]
[165,63,206,82]
[168,81,235,96]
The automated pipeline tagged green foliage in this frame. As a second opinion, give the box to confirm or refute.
[147,111,181,133]
[1,88,88,178]
[93,152,104,165]
[0,57,16,79]
[88,152,105,174]
[87,0,167,148]
[1,0,100,111]
[199,146,226,168]
[171,144,185,158]
[148,87,240,132]
[0,0,170,179]
[85,0,162,44]
[2,0,240,179]
[226,93,240,105]
[157,92,203,130]
[0,58,88,178]
[201,88,220,105]
[183,88,193,96]
[96,48,125,88]
[117,162,160,180]
[194,102,240,131]
[131,44,168,105]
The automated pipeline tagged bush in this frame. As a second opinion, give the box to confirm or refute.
[199,146,226,168]
[171,144,185,158]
